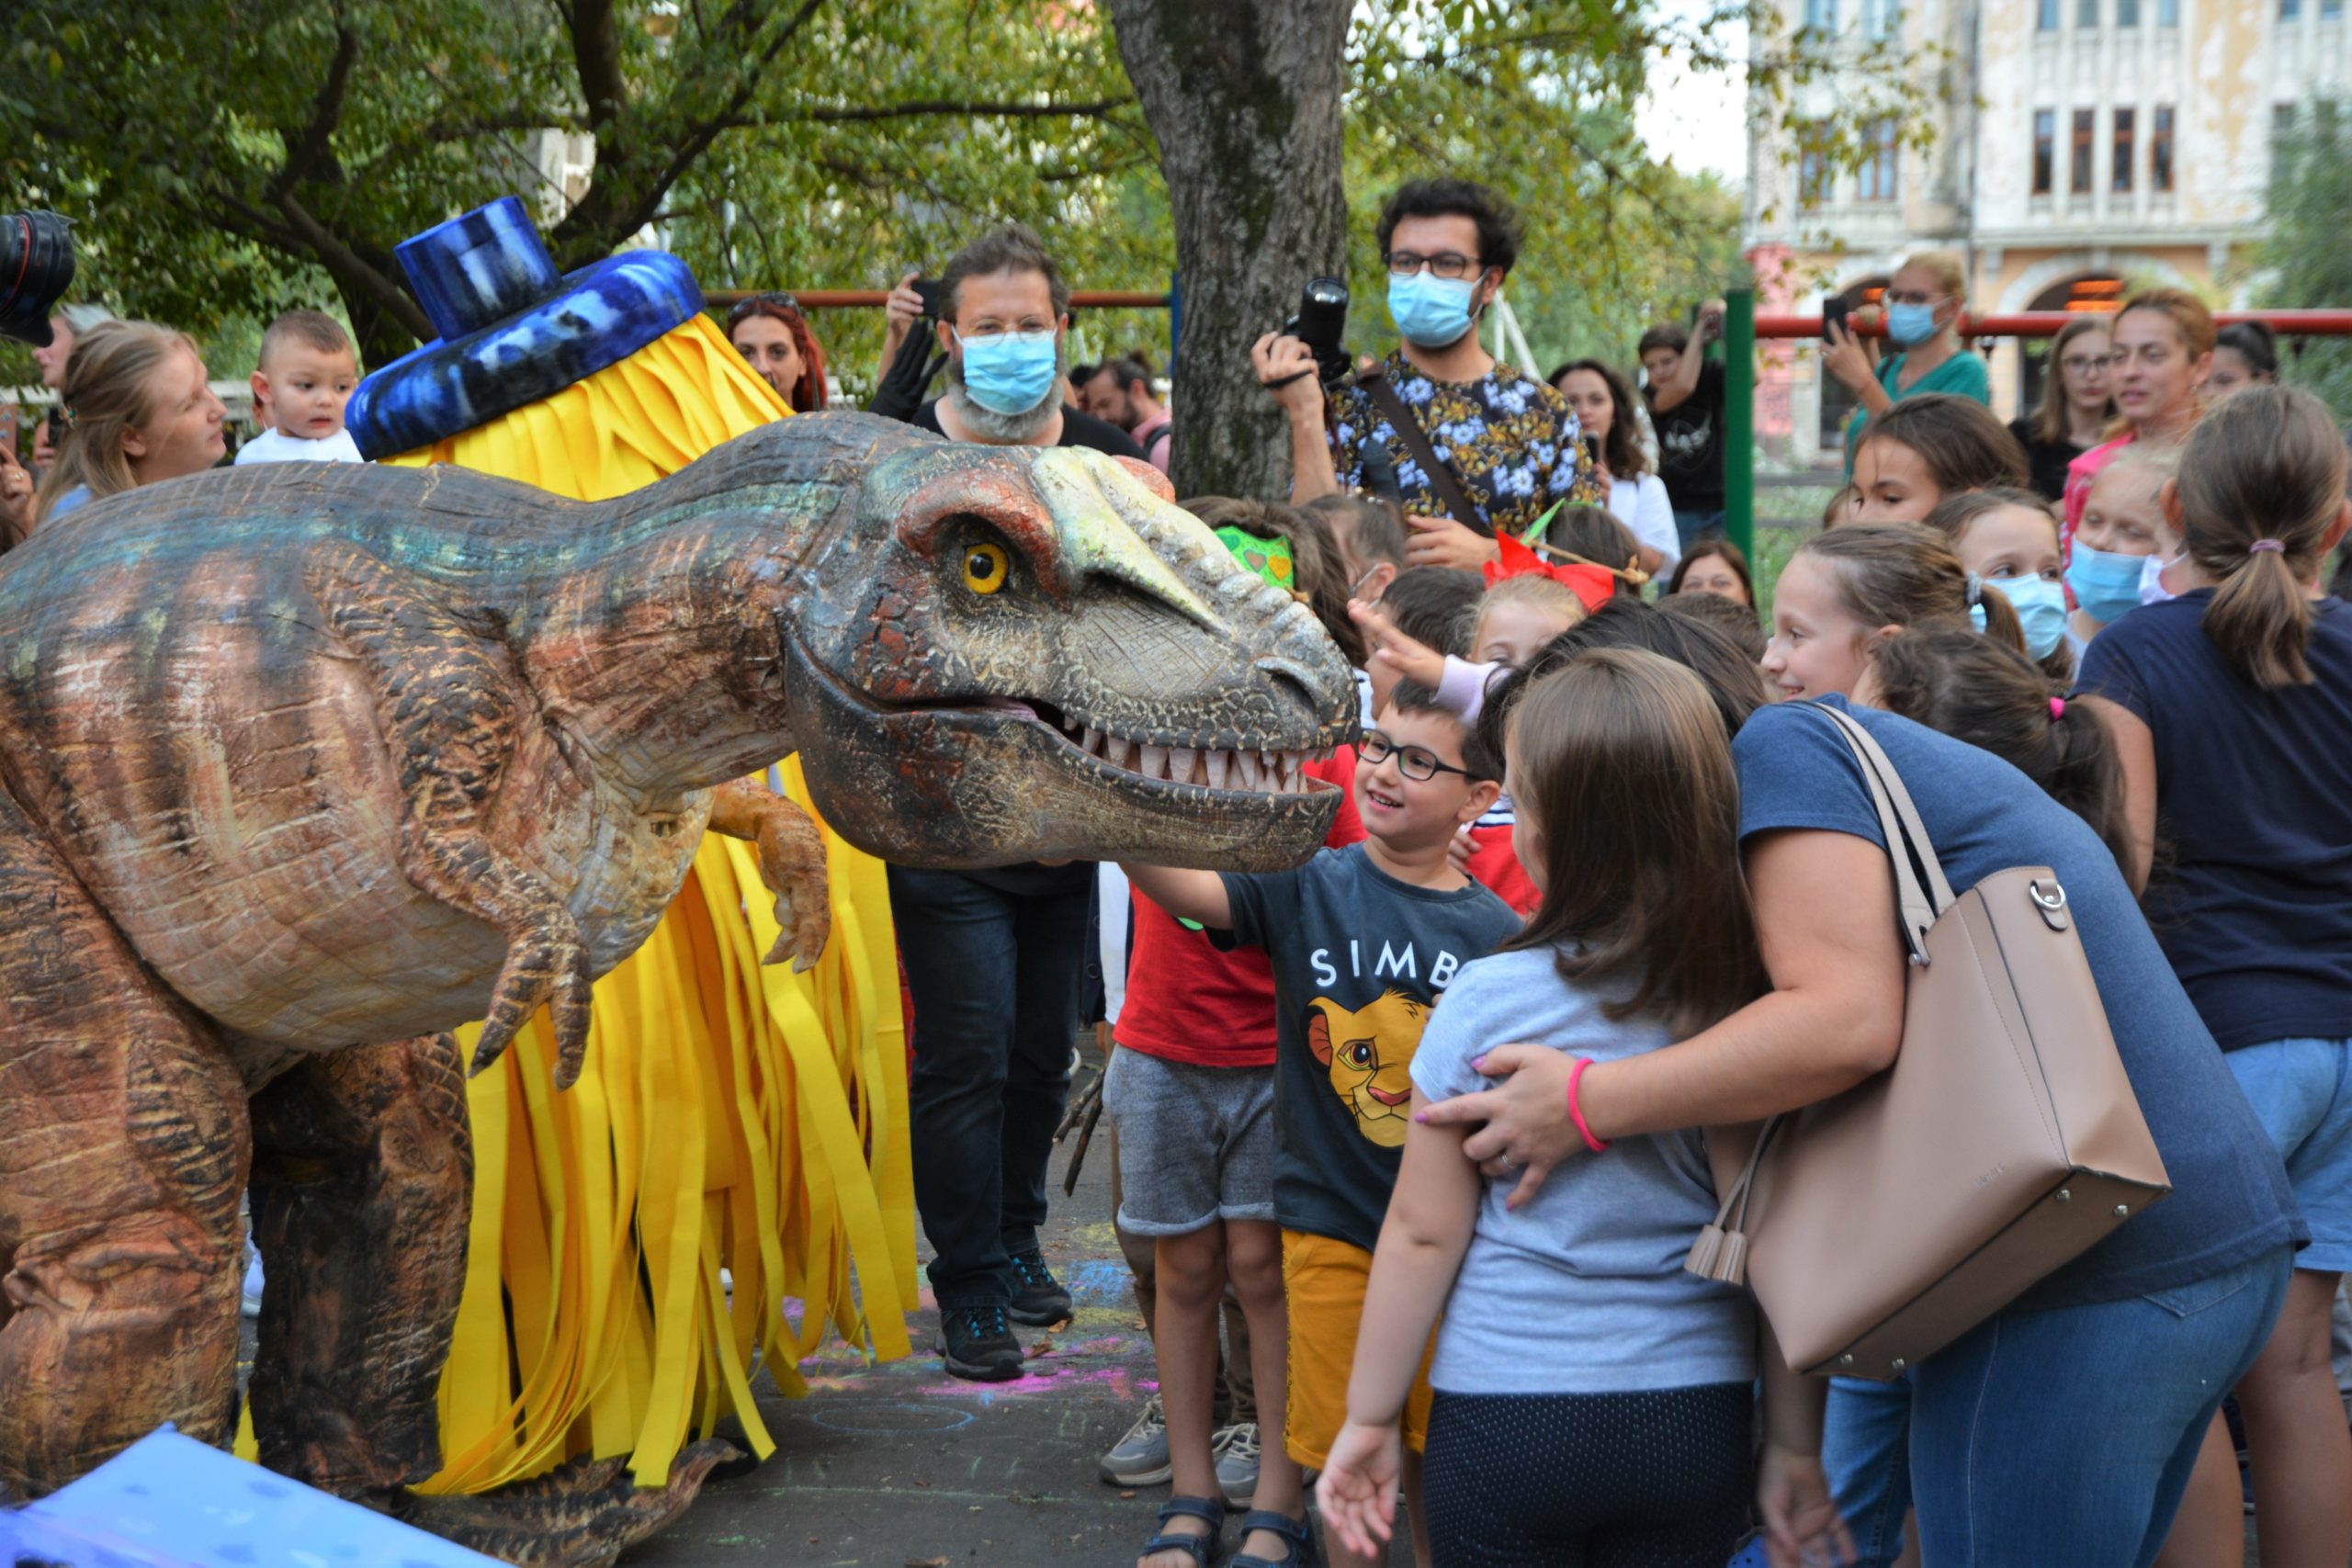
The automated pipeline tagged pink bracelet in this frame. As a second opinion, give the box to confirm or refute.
[1566,1056,1610,1154]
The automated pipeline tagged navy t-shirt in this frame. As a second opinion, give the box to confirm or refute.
[1735,697,2301,1311]
[2075,592,2352,1050]
[1219,843,1521,1253]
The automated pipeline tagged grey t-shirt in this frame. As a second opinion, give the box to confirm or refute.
[1409,947,1757,1394]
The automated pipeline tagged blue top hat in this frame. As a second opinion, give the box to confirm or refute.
[346,196,705,459]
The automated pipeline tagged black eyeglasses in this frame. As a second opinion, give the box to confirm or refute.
[1360,730,1476,782]
[727,292,799,324]
[1383,251,1485,281]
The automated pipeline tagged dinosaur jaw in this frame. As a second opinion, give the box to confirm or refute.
[783,642,1342,873]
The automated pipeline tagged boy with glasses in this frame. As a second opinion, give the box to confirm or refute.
[1125,682,1520,1568]
[1253,179,1600,579]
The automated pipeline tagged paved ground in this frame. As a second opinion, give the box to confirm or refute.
[628,1061,1413,1567]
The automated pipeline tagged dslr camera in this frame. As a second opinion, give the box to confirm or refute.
[1283,276,1352,388]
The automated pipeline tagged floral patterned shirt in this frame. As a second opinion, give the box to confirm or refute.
[1327,349,1602,537]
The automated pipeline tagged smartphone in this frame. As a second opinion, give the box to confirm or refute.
[1822,296,1851,343]
[912,278,943,321]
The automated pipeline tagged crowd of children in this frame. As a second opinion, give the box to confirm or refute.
[1096,283,2352,1568]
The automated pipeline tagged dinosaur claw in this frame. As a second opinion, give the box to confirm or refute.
[469,1025,514,1078]
[790,950,819,976]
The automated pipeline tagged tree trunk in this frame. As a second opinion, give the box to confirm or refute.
[1107,0,1351,500]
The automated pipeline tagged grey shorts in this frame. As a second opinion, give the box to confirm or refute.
[1103,1046,1277,1235]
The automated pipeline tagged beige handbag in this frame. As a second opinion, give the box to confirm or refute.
[1687,704,2172,1379]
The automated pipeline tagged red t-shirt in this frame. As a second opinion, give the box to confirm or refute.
[1466,823,1540,916]
[1115,749,1365,1067]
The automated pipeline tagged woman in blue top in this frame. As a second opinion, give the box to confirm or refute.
[33,319,226,527]
[1826,252,1992,478]
[1431,525,2301,1567]
[2076,384,2352,1568]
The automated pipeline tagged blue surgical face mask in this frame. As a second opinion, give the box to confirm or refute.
[1885,301,1939,346]
[2065,541,2148,626]
[955,328,1059,415]
[1387,272,1479,349]
[1984,573,2069,660]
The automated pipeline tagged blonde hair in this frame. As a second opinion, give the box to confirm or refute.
[35,321,201,522]
[2176,386,2346,687]
[1474,573,1588,656]
[2086,442,2179,508]
[1898,251,1967,301]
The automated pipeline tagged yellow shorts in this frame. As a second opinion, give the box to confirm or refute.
[1281,1227,1436,1470]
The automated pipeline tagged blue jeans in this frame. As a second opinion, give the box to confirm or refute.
[890,864,1091,1304]
[1824,1246,2292,1567]
[2227,1035,2352,1273]
[1673,508,1724,549]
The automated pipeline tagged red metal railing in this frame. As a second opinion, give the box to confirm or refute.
[707,288,1173,310]
[1753,308,2352,339]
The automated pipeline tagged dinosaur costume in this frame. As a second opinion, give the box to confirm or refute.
[326,200,916,1517]
[0,412,1353,1561]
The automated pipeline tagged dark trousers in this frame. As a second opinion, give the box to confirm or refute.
[891,864,1090,1305]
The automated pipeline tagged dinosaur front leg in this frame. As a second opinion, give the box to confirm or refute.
[0,789,248,1497]
[706,777,832,972]
[247,1032,471,1497]
[303,540,594,1086]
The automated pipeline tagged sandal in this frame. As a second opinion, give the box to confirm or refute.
[1138,1494,1224,1567]
[1230,1506,1320,1568]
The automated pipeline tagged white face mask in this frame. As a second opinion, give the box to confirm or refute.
[2140,527,2189,606]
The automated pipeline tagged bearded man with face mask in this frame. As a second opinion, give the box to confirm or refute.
[892,221,1140,1385]
[908,222,1147,461]
[1253,178,1601,573]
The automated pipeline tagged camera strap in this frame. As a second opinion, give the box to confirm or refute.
[1355,367,1488,537]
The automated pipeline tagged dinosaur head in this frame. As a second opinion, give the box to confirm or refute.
[767,421,1356,872]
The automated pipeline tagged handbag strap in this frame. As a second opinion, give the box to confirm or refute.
[1358,367,1489,536]
[1810,704,1955,961]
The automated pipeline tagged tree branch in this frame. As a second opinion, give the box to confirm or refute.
[269,17,361,200]
[571,0,627,130]
[795,95,1136,124]
[274,187,435,340]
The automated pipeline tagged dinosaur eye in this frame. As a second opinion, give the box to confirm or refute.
[962,542,1009,595]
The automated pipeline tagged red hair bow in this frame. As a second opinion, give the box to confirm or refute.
[1484,531,1617,614]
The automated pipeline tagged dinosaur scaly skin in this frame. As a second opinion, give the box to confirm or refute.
[0,412,1353,1546]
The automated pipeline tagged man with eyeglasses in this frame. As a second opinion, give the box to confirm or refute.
[879,221,1143,1387]
[1252,178,1600,572]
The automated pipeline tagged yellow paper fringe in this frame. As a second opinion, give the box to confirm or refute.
[330,314,917,1495]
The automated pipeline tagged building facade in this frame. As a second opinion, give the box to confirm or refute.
[1745,0,2352,457]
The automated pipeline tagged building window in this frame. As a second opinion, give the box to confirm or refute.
[2034,109,2057,193]
[1804,0,1838,31]
[2153,105,2175,189]
[2112,107,2136,190]
[2119,0,2139,21]
[2041,0,2062,25]
[2078,0,2099,24]
[2327,0,2343,19]
[2158,0,2178,20]
[2072,108,2097,192]
[2281,0,2301,19]
[1862,0,1899,38]
[1800,145,1831,209]
[1859,118,1900,201]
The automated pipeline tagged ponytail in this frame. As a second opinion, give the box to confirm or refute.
[1868,628,2132,874]
[2175,385,2345,689]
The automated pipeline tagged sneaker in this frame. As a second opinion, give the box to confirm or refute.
[1007,1248,1072,1325]
[1100,1393,1171,1486]
[241,1247,265,1319]
[1213,1421,1260,1508]
[936,1298,1024,1382]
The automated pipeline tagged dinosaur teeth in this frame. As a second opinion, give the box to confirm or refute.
[1204,749,1230,791]
[1081,726,1102,755]
[1140,744,1168,780]
[1169,747,1198,785]
[1105,735,1132,768]
[1283,754,1305,793]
